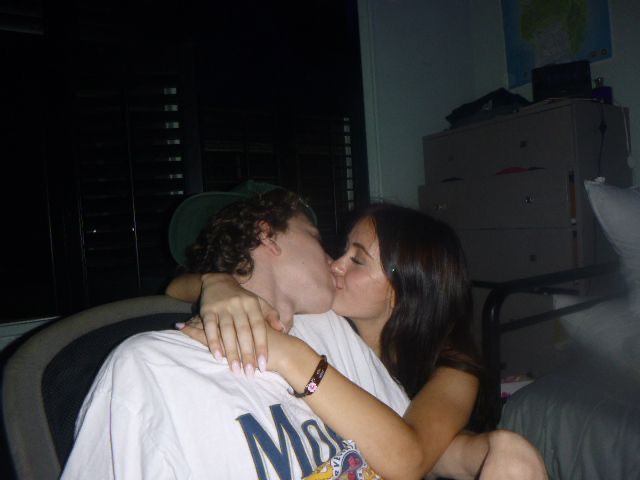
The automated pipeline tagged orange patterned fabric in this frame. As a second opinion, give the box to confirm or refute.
[303,440,382,480]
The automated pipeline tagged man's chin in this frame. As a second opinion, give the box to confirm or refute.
[298,294,334,316]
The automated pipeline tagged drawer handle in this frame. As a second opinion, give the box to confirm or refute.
[524,195,535,204]
[433,203,447,211]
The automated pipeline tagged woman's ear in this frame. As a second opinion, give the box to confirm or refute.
[258,221,281,255]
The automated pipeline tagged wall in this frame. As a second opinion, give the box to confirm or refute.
[0,317,56,353]
[360,0,639,207]
[471,0,640,185]
[358,0,474,207]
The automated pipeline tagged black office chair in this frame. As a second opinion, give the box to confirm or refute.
[1,295,193,479]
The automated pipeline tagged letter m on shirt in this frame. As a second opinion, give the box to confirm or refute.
[237,404,313,480]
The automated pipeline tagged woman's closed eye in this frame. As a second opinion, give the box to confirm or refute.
[350,255,365,266]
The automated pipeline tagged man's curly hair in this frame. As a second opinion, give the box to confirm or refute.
[185,189,313,276]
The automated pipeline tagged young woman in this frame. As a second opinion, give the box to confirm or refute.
[169,204,546,479]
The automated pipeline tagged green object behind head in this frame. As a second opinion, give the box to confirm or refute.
[168,180,316,267]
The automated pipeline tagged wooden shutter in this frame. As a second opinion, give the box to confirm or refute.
[293,114,355,256]
[73,36,187,305]
[198,108,355,256]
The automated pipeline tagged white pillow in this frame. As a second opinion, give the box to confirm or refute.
[554,295,640,380]
[584,180,640,315]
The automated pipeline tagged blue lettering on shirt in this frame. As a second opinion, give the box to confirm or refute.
[301,419,337,465]
[325,425,344,447]
[236,404,341,480]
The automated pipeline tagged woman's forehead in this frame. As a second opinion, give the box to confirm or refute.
[349,218,379,250]
[351,217,375,238]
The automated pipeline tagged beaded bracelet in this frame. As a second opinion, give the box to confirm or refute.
[292,355,328,398]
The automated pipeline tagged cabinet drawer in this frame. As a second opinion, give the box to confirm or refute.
[423,106,574,182]
[517,106,574,170]
[418,169,573,229]
[459,228,577,282]
[423,128,496,182]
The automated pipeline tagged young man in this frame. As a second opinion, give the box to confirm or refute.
[61,188,409,479]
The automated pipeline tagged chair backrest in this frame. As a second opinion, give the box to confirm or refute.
[1,295,193,480]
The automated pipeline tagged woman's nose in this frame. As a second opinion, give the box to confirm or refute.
[330,257,345,275]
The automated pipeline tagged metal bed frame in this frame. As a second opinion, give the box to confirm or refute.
[474,262,625,425]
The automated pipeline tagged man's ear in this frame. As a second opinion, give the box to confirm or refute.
[258,221,281,255]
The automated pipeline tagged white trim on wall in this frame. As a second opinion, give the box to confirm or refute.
[357,0,383,200]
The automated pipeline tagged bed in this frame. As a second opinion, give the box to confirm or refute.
[480,180,640,479]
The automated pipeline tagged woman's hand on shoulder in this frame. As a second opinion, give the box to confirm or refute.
[178,273,284,376]
[480,429,547,479]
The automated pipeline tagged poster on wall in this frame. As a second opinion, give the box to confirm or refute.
[501,0,612,88]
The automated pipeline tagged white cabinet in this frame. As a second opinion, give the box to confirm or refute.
[419,99,632,283]
[420,100,632,376]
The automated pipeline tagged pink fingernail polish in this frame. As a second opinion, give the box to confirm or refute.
[214,350,223,362]
[231,361,242,377]
[174,322,185,330]
[244,364,255,378]
[258,355,267,372]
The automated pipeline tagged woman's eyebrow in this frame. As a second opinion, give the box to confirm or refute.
[352,242,373,258]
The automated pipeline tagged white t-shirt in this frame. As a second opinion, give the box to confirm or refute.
[61,310,409,480]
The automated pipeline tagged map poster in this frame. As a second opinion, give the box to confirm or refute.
[501,0,613,88]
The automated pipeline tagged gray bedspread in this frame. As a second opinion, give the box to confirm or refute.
[499,358,640,479]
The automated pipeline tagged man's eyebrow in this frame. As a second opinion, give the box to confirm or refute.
[352,242,373,258]
[310,226,322,239]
